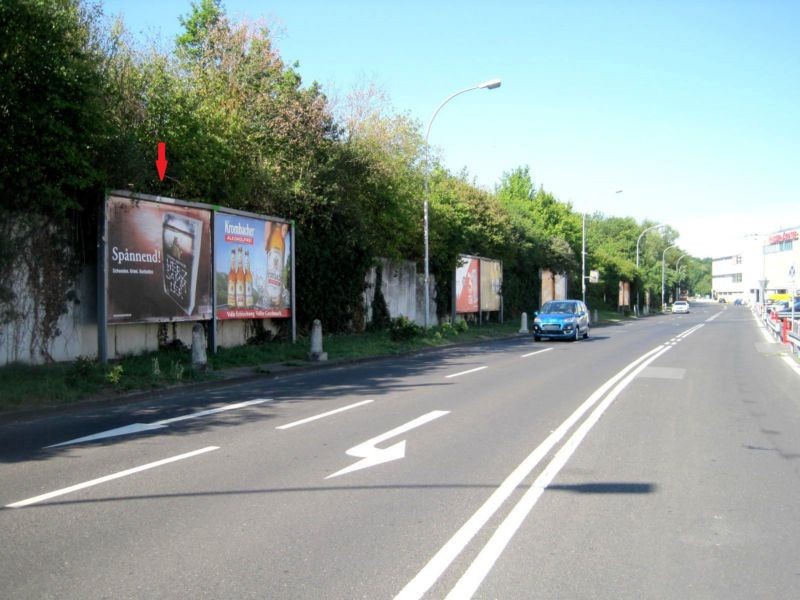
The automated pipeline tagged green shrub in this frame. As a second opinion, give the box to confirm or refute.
[455,319,469,333]
[105,364,124,385]
[367,264,391,331]
[388,316,422,342]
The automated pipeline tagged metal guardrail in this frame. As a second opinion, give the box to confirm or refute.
[757,305,800,358]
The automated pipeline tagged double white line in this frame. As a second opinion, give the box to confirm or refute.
[396,325,702,600]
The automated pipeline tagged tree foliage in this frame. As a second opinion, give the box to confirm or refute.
[0,0,711,357]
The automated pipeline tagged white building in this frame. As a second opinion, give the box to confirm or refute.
[712,226,800,304]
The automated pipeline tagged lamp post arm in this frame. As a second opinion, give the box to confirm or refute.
[636,223,667,267]
[426,87,478,146]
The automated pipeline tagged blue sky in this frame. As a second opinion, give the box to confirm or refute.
[102,0,800,258]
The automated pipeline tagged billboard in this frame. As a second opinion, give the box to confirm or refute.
[540,268,568,304]
[619,280,631,307]
[214,213,292,319]
[456,255,480,313]
[479,259,502,311]
[106,195,213,323]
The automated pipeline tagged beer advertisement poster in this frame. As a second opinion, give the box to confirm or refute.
[455,255,480,313]
[214,213,293,319]
[106,195,213,323]
[479,259,502,311]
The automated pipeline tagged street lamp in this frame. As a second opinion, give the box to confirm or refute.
[423,79,502,328]
[635,223,667,315]
[582,190,623,304]
[661,244,678,311]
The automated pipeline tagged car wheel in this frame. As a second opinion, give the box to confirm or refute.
[533,334,541,342]
[574,327,580,342]
[583,327,589,340]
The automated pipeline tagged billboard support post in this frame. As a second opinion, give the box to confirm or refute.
[209,211,217,355]
[452,268,457,324]
[97,199,108,364]
[291,221,297,343]
[500,260,504,324]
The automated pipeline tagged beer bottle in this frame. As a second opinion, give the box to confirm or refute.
[227,248,237,307]
[265,223,285,307]
[236,247,245,308]
[244,249,254,308]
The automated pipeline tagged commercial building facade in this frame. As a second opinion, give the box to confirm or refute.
[712,226,800,304]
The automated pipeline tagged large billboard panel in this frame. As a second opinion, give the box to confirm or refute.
[619,280,631,307]
[106,195,213,323]
[456,255,480,313]
[214,213,292,319]
[479,259,502,311]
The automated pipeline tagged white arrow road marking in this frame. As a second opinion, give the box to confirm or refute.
[326,410,449,479]
[46,399,271,448]
[6,446,219,508]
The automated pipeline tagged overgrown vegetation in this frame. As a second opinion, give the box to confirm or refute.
[0,0,711,363]
[0,320,529,412]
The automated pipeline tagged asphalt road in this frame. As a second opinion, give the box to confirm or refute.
[2,303,800,599]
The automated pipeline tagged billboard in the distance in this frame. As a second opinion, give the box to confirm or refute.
[214,213,292,319]
[456,255,480,313]
[106,195,213,323]
[480,259,502,311]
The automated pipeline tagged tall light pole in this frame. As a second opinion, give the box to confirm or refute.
[582,190,623,304]
[635,223,667,315]
[423,78,502,328]
[661,244,678,311]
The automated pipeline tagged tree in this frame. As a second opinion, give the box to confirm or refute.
[0,0,108,359]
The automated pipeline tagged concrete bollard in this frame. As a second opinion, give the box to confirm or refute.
[593,309,599,324]
[308,319,328,361]
[191,323,208,371]
[519,312,529,334]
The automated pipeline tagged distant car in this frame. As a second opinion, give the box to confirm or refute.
[718,297,727,303]
[533,299,589,341]
[775,301,800,317]
[733,298,743,305]
[769,301,790,315]
[672,300,690,314]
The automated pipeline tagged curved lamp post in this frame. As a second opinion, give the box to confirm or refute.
[423,79,502,328]
[635,223,667,314]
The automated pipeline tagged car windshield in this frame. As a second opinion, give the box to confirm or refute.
[542,302,576,314]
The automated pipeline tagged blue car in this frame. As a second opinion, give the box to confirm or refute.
[533,299,590,341]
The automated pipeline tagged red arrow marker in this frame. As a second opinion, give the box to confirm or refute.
[155,142,168,181]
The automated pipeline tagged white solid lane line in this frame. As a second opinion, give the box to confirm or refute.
[445,344,673,599]
[445,366,488,379]
[394,344,667,600]
[276,400,374,430]
[521,348,553,358]
[6,446,220,508]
